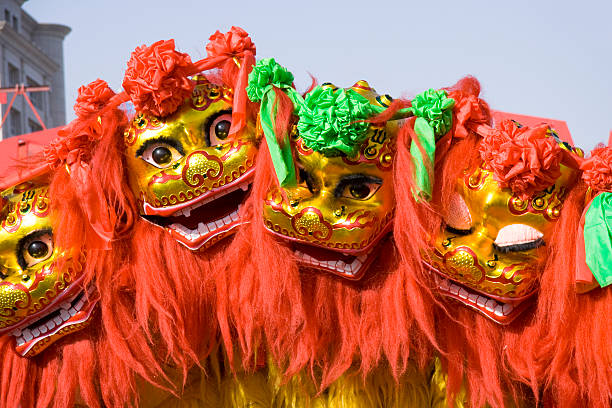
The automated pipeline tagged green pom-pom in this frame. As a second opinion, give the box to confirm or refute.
[410,89,455,138]
[297,86,375,156]
[246,58,294,102]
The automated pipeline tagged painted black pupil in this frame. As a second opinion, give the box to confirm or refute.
[214,120,231,140]
[152,146,172,165]
[27,241,48,259]
[349,184,370,199]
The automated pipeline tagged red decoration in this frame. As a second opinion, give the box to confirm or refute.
[74,79,115,119]
[581,146,612,192]
[44,128,91,170]
[122,39,196,117]
[205,26,256,59]
[479,120,563,200]
[198,27,256,136]
[446,77,490,140]
[46,78,116,170]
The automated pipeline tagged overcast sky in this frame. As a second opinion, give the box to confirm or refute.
[24,0,612,151]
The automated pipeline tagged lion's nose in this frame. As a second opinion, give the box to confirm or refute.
[445,249,485,284]
[293,208,332,241]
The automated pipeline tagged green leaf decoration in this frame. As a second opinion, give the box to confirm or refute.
[410,89,455,138]
[246,58,295,102]
[297,86,376,156]
[246,58,299,186]
[410,117,436,202]
[584,192,612,287]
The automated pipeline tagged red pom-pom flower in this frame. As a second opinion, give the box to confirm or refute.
[581,146,612,192]
[122,39,196,117]
[206,26,256,59]
[44,127,91,170]
[74,79,115,119]
[201,27,256,136]
[446,77,490,140]
[479,120,564,200]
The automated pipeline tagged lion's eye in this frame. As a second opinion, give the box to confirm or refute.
[334,174,382,201]
[493,224,544,253]
[140,142,183,168]
[207,112,233,147]
[213,119,231,141]
[342,181,380,200]
[21,232,53,268]
[27,241,48,258]
[151,146,172,165]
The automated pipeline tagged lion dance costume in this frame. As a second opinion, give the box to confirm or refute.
[0,27,610,408]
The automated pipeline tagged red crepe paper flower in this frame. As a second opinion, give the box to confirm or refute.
[202,27,256,136]
[479,120,563,200]
[45,128,91,170]
[46,80,118,169]
[206,26,256,59]
[122,39,196,117]
[446,77,490,139]
[582,147,612,192]
[73,79,115,119]
[44,140,65,169]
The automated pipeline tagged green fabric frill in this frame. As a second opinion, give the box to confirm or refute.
[246,58,295,102]
[297,86,376,157]
[407,89,455,201]
[246,58,300,186]
[584,192,612,287]
[410,89,455,139]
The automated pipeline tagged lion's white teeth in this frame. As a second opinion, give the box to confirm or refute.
[295,247,374,277]
[22,329,33,342]
[168,208,241,243]
[436,276,515,317]
[60,309,71,321]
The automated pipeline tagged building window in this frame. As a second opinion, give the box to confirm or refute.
[4,9,9,22]
[8,63,19,86]
[26,77,43,110]
[11,15,17,30]
[9,109,22,137]
[28,119,43,133]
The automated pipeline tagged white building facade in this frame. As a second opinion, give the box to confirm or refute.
[0,0,69,139]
